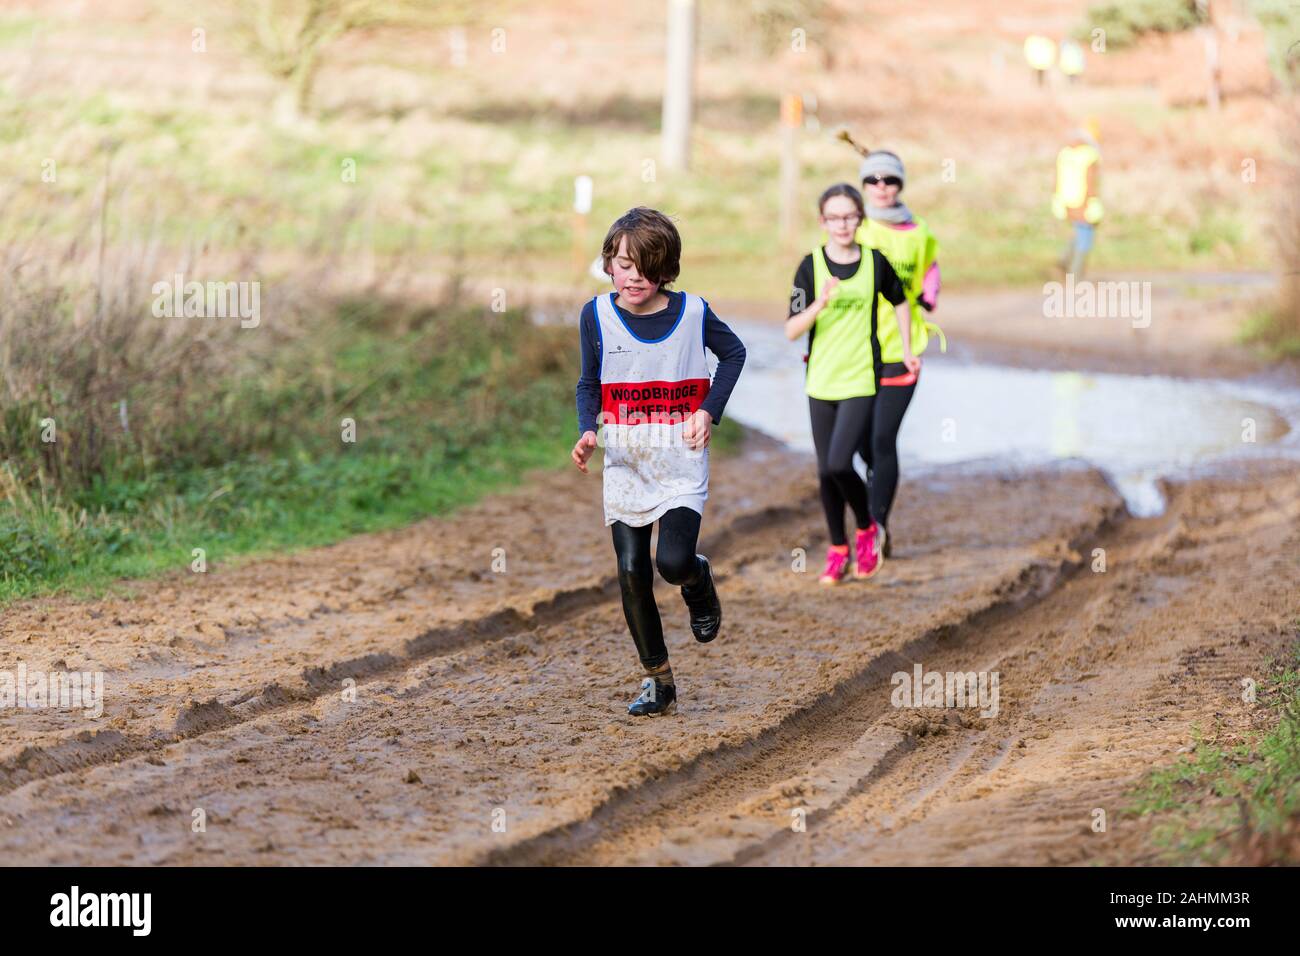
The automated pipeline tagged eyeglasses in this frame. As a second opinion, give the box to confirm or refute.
[822,214,862,226]
[863,175,903,187]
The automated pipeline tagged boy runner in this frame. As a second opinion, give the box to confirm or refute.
[572,207,747,716]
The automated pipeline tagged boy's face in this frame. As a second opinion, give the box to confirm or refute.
[609,235,659,307]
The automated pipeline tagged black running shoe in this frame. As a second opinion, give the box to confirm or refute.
[681,554,722,643]
[882,527,892,560]
[628,677,677,717]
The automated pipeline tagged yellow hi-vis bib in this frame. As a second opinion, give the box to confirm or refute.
[807,245,877,400]
[1052,144,1103,224]
[856,216,947,364]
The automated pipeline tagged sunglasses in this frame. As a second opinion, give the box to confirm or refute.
[863,175,903,187]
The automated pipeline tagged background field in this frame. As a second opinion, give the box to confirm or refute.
[0,0,1297,869]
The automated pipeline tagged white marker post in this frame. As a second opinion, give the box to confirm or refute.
[661,0,696,171]
[573,175,593,275]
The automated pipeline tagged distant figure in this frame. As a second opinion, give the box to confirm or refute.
[1058,40,1085,84]
[1023,35,1056,87]
[1053,120,1104,277]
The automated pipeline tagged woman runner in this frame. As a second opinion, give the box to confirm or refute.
[854,150,945,557]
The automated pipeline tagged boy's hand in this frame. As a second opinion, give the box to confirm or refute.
[902,352,921,375]
[572,431,598,473]
[683,410,713,451]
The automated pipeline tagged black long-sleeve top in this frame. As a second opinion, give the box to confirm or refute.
[575,290,746,436]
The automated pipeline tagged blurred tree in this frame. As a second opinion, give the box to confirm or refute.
[1074,0,1207,48]
[702,0,837,63]
[1248,0,1300,87]
[743,0,833,54]
[225,0,467,121]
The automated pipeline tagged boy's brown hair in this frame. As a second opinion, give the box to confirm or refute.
[601,207,681,288]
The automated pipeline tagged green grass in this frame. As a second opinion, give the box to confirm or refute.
[0,61,1274,306]
[1125,637,1300,863]
[1074,0,1205,48]
[0,418,571,605]
[0,13,45,47]
[1249,0,1300,87]
[0,304,574,603]
[1239,304,1300,358]
[0,295,750,606]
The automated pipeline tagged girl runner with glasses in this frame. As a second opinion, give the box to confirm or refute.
[786,183,916,585]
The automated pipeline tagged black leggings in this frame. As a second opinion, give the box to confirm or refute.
[860,363,918,531]
[611,507,703,670]
[808,395,873,547]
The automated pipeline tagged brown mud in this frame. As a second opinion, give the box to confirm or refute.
[1,418,1296,863]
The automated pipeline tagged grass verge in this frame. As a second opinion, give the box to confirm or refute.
[0,290,748,606]
[1125,635,1300,864]
[0,300,574,604]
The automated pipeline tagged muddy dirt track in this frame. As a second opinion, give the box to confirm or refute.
[1,408,1297,864]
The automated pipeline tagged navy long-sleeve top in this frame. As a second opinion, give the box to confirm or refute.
[575,290,746,436]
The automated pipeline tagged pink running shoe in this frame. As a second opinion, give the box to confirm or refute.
[819,545,851,585]
[854,523,885,579]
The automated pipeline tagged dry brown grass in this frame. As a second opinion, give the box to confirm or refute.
[1242,94,1300,356]
[1275,97,1300,349]
[0,183,373,494]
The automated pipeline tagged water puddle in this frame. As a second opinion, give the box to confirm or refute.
[722,320,1298,516]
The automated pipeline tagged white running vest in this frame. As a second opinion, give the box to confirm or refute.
[594,292,711,527]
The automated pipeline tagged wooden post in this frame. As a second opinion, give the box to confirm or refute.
[779,93,802,254]
[1202,25,1222,111]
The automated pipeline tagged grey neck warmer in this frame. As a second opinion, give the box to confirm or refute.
[867,202,913,224]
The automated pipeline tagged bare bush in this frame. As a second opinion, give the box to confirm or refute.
[221,0,472,120]
[1277,96,1300,350]
[0,185,358,494]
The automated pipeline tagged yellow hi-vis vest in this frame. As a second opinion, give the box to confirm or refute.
[807,245,877,400]
[1052,144,1103,224]
[855,216,947,364]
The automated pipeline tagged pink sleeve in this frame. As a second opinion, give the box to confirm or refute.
[920,261,941,309]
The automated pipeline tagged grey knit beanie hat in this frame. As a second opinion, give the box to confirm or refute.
[859,151,905,186]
